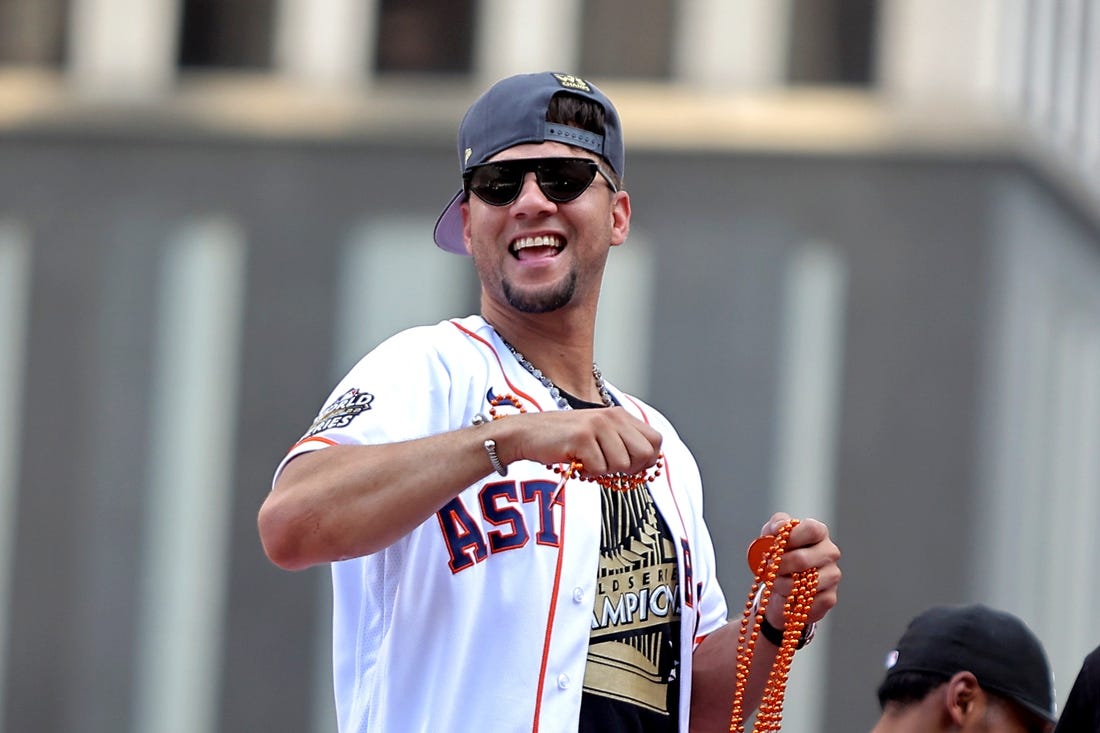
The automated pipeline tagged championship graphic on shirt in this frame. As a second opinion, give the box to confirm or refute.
[302,387,374,438]
[584,485,681,715]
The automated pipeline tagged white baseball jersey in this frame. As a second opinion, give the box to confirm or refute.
[275,315,729,733]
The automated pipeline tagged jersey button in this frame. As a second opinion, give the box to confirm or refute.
[557,673,570,689]
[572,587,584,603]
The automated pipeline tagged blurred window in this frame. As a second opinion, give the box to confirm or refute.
[579,0,674,79]
[374,0,474,74]
[0,0,68,66]
[787,0,878,86]
[178,0,275,69]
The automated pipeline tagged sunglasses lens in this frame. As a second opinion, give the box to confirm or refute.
[466,159,602,206]
[536,160,598,202]
[467,165,523,206]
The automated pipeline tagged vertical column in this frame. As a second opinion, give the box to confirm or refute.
[335,217,473,373]
[877,0,1005,105]
[1041,317,1100,677]
[67,0,180,99]
[771,241,846,733]
[977,188,1100,702]
[1052,0,1084,149]
[69,219,164,733]
[977,225,1051,624]
[1025,0,1058,126]
[310,573,336,733]
[1077,331,1100,658]
[995,0,1030,111]
[474,0,582,84]
[672,0,791,89]
[131,218,246,733]
[0,221,31,731]
[594,234,657,398]
[1081,4,1100,190]
[274,0,375,89]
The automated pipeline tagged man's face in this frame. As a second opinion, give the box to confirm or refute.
[460,141,630,317]
[870,682,1052,733]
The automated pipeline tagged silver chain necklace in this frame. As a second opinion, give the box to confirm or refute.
[498,336,612,410]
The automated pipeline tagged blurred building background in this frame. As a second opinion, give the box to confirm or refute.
[0,0,1098,731]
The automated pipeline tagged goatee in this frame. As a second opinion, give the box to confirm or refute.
[502,273,577,313]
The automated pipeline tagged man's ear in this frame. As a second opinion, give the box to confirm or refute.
[609,190,630,247]
[460,200,474,254]
[944,671,982,725]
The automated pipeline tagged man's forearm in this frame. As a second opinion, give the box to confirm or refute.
[690,620,781,732]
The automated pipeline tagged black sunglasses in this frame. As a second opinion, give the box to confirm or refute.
[463,157,618,207]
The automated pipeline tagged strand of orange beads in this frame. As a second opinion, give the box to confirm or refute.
[549,456,663,493]
[728,519,820,733]
[485,392,663,498]
[487,393,527,419]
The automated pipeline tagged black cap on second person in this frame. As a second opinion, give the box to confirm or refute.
[882,604,1056,723]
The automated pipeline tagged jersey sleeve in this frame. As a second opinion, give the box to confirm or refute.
[272,326,458,484]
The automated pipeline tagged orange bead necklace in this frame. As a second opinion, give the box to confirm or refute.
[729,519,820,733]
[492,333,663,493]
[550,455,663,493]
[486,392,662,497]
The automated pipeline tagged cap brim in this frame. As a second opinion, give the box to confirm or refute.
[991,689,1057,725]
[433,190,469,255]
[1023,704,1058,725]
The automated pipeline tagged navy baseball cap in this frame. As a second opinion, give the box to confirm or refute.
[881,604,1056,723]
[433,71,625,255]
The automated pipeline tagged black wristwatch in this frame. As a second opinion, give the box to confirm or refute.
[760,616,816,650]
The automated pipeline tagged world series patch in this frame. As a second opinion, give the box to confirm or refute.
[304,388,374,437]
[553,73,592,93]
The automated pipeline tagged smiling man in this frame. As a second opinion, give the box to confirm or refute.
[258,71,842,733]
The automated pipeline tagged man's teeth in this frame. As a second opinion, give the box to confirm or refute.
[513,235,562,252]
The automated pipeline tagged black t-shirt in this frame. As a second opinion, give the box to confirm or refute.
[1055,646,1100,733]
[565,392,682,732]
[578,482,682,732]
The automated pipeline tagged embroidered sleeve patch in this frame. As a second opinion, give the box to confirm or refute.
[304,388,374,437]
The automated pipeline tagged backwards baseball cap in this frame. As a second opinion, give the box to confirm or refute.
[882,604,1056,723]
[433,71,625,255]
